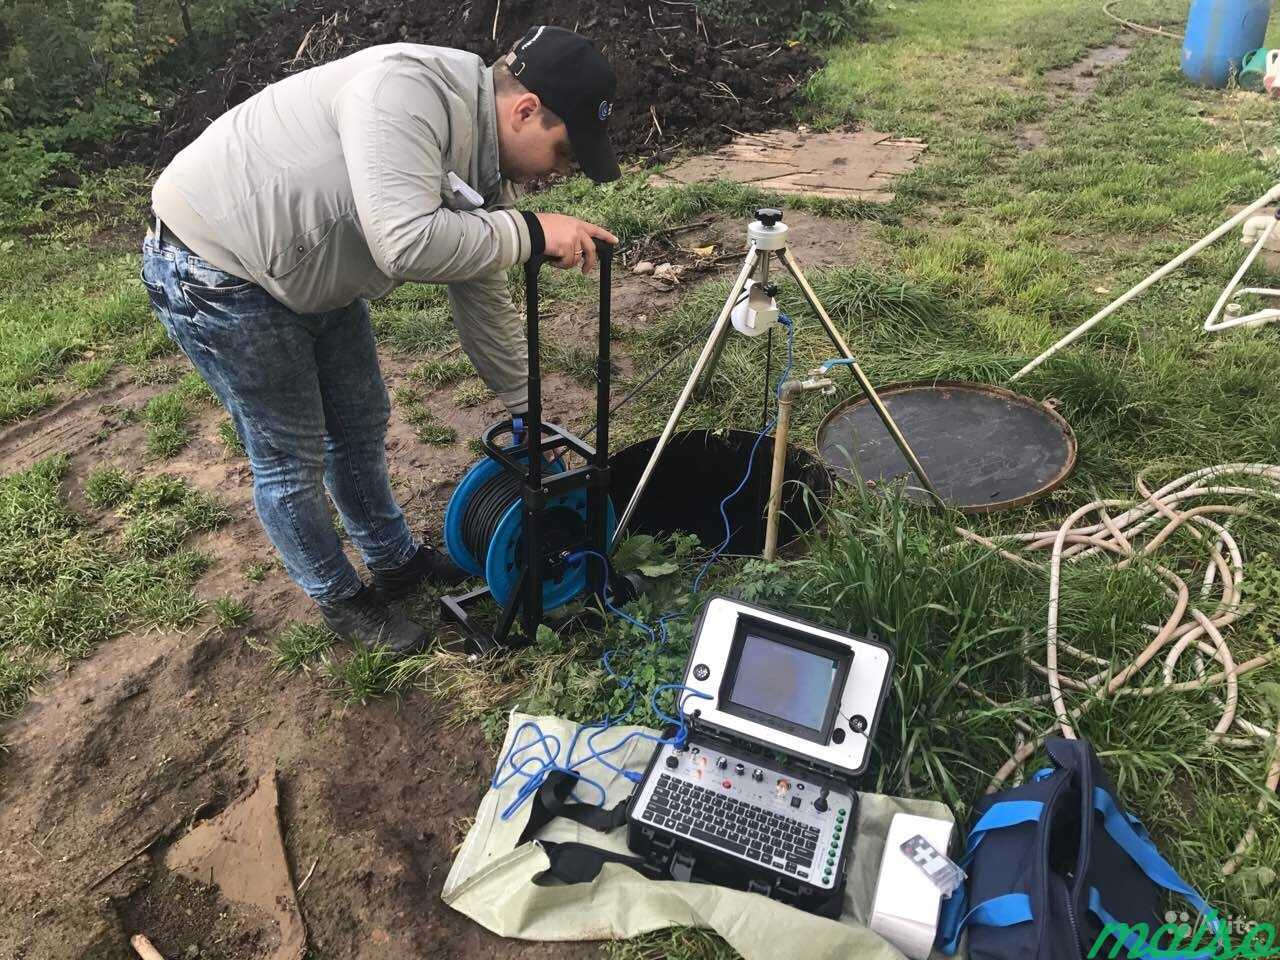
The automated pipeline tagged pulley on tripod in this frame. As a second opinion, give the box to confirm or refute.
[443,450,617,612]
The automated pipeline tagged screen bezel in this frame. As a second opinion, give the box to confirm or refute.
[717,613,853,744]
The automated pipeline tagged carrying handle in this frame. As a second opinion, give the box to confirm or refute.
[1092,788,1219,924]
[935,799,1046,954]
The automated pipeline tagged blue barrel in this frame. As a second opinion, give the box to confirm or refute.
[1182,0,1273,87]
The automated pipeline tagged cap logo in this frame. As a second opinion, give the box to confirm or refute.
[598,100,613,121]
[519,25,546,50]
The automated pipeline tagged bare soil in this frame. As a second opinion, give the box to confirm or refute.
[0,209,870,959]
[1017,42,1134,150]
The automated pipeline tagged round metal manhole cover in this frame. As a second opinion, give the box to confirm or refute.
[815,380,1077,513]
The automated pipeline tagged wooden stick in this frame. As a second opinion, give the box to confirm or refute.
[89,829,165,890]
[297,857,319,895]
[131,935,166,960]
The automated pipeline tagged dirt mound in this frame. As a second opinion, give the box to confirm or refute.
[127,0,823,168]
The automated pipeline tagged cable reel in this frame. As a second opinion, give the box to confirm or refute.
[444,450,617,612]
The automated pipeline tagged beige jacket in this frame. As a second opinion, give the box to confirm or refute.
[152,43,535,411]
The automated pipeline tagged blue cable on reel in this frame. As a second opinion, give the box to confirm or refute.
[488,315,799,821]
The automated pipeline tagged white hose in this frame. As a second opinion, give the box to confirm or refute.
[959,463,1280,873]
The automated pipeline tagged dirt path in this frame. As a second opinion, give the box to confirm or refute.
[0,210,870,959]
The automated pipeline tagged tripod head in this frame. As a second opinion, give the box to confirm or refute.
[749,208,788,252]
[755,208,783,227]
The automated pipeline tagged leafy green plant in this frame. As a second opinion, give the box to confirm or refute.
[795,0,875,44]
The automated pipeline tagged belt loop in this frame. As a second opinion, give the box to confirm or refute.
[153,212,162,241]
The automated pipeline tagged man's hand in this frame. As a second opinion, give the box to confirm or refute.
[535,213,618,274]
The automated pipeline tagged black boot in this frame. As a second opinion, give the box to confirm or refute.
[317,585,429,655]
[371,543,467,600]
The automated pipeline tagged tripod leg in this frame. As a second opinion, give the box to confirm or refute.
[780,248,943,505]
[691,318,734,400]
[613,247,759,546]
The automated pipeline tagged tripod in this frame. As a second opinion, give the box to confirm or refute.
[613,209,940,547]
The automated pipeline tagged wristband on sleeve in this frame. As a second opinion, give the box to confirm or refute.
[519,211,546,258]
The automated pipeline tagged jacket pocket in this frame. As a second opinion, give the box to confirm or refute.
[266,217,343,281]
[260,214,384,313]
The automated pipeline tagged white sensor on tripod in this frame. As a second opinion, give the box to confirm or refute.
[731,280,780,337]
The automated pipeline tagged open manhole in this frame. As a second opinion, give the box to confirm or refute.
[816,381,1077,513]
[609,429,831,554]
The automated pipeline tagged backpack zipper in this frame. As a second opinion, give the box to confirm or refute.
[1064,875,1086,960]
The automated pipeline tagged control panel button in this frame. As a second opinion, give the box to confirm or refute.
[693,663,711,681]
[721,779,732,789]
[814,796,829,813]
[850,714,868,733]
[831,727,846,744]
[790,796,801,808]
[752,768,764,782]
[716,756,728,770]
[665,755,679,769]
[734,762,745,776]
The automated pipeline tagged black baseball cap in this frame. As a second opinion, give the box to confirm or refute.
[508,25,620,183]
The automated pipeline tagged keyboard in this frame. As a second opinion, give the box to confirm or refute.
[642,773,823,875]
[630,740,855,890]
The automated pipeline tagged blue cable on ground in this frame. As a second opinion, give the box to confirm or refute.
[489,317,796,820]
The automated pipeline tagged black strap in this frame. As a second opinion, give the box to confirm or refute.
[534,840,667,885]
[517,770,631,847]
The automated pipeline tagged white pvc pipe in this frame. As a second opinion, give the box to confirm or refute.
[1204,215,1280,331]
[1011,183,1280,381]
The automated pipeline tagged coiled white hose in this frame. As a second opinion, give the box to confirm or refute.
[958,463,1280,874]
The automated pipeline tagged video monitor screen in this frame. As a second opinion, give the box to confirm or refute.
[722,620,848,742]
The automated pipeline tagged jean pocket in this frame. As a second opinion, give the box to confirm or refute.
[179,275,257,299]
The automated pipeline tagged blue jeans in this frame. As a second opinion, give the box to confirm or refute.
[140,235,416,603]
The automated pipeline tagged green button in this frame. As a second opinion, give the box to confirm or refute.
[827,857,835,866]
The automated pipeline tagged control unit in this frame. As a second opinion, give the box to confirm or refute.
[627,596,894,916]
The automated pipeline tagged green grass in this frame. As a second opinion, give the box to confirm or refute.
[411,355,475,391]
[453,379,496,408]
[83,465,133,509]
[212,596,253,630]
[395,386,459,447]
[271,622,336,673]
[244,560,275,583]
[67,358,112,390]
[142,390,192,458]
[217,417,245,455]
[0,457,226,719]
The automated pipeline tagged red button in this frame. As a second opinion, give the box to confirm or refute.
[722,779,732,789]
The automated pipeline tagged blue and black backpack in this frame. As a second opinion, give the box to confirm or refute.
[937,738,1220,959]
